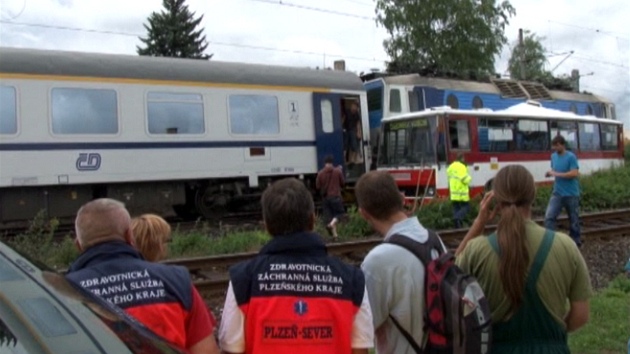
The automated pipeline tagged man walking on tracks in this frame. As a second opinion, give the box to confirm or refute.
[66,198,220,354]
[218,178,374,354]
[447,153,472,228]
[545,135,582,247]
[316,155,346,239]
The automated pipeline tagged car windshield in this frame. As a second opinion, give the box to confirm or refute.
[0,242,185,354]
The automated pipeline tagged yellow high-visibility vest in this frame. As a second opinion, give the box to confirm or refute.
[447,160,471,202]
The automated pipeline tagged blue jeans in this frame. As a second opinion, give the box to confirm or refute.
[452,201,470,228]
[544,195,581,246]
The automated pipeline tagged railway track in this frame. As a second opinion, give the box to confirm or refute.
[163,208,630,296]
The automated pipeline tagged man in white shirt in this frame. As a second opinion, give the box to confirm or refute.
[355,171,446,354]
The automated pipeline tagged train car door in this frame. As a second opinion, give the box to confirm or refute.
[313,93,344,170]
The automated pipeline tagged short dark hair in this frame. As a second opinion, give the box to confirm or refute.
[355,171,403,220]
[551,135,566,146]
[324,155,334,164]
[261,178,314,236]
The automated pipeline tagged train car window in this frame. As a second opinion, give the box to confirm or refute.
[472,96,484,109]
[51,88,118,134]
[477,118,515,152]
[229,95,279,135]
[600,124,618,151]
[448,120,470,150]
[447,94,459,109]
[321,99,334,133]
[611,105,617,120]
[586,104,594,116]
[367,88,382,113]
[389,89,402,113]
[550,121,578,150]
[569,104,577,114]
[517,119,549,151]
[147,92,204,135]
[578,122,600,151]
[408,91,419,112]
[0,86,17,135]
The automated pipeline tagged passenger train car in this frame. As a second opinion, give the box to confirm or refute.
[363,73,617,158]
[0,47,370,225]
[377,101,624,202]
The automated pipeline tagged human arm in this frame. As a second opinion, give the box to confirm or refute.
[548,169,579,179]
[361,254,392,330]
[351,286,374,353]
[565,301,589,332]
[455,191,497,256]
[187,286,220,354]
[219,282,245,354]
[564,243,592,332]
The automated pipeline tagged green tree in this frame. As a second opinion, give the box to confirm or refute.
[376,0,516,78]
[507,30,548,81]
[507,31,576,91]
[137,0,212,59]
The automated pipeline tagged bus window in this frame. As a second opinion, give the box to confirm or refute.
[478,118,515,152]
[379,118,436,166]
[550,121,578,150]
[517,119,549,151]
[448,120,470,150]
[578,122,600,151]
[600,124,618,151]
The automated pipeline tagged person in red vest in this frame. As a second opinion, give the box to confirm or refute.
[65,198,219,354]
[219,178,374,354]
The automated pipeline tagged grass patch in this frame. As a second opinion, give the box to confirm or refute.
[569,275,630,354]
[169,229,270,258]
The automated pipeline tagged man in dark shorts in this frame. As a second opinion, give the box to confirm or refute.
[316,155,345,239]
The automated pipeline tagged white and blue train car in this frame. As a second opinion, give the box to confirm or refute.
[0,47,370,224]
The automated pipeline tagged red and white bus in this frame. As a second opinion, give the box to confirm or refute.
[377,101,624,204]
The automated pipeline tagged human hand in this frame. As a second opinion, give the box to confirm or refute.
[545,170,555,178]
[475,191,498,225]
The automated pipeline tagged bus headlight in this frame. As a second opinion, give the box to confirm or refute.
[426,187,435,196]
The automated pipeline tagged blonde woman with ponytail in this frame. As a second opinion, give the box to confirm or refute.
[455,165,592,354]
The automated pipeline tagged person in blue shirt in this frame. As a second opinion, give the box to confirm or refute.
[544,135,581,247]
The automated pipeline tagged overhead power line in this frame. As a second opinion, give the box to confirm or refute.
[0,20,388,63]
[247,0,375,20]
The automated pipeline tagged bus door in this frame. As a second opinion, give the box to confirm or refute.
[445,115,479,192]
[313,93,345,171]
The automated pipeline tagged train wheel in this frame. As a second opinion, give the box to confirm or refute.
[194,185,230,220]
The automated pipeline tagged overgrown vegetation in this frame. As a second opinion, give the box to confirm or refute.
[2,211,78,270]
[568,275,630,353]
[2,163,629,269]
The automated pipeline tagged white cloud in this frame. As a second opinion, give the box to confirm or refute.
[0,0,628,123]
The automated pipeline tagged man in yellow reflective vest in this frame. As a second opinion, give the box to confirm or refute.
[447,153,472,228]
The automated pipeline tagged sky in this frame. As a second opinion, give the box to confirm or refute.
[1,0,628,127]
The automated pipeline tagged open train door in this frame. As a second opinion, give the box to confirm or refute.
[313,93,345,170]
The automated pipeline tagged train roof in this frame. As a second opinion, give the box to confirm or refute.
[0,47,365,91]
[370,73,606,103]
[382,101,623,125]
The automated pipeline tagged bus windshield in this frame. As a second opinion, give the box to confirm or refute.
[378,117,437,166]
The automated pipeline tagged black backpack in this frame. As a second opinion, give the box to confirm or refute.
[385,231,492,354]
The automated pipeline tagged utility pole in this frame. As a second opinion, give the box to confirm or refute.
[519,28,526,80]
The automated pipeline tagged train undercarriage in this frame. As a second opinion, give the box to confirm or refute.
[0,175,321,229]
